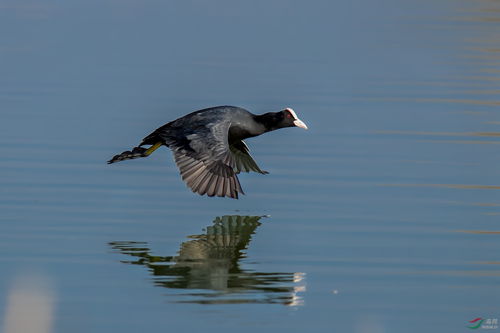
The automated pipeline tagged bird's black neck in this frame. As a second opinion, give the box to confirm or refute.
[253,112,281,133]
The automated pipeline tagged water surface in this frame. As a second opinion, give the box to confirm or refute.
[1,1,499,332]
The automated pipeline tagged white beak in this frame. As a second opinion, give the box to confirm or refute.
[293,119,308,130]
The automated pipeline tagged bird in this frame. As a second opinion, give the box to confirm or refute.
[107,105,308,199]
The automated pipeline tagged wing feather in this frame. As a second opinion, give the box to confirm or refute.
[194,170,213,195]
[229,177,236,199]
[229,140,268,174]
[215,176,224,197]
[207,174,219,197]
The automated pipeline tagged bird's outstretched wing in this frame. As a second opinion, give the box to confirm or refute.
[151,120,237,198]
[144,114,267,199]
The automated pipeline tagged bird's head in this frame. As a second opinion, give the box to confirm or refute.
[254,107,308,133]
[279,108,308,130]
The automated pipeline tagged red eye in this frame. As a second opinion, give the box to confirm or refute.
[286,113,292,118]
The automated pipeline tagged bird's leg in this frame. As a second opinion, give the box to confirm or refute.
[107,142,162,164]
[143,142,162,156]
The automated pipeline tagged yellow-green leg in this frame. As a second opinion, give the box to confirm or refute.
[107,142,162,164]
[144,142,162,156]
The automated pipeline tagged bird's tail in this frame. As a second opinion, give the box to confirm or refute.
[107,142,162,164]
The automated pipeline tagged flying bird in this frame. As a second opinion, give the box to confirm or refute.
[107,106,308,199]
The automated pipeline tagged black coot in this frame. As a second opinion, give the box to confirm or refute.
[108,106,308,199]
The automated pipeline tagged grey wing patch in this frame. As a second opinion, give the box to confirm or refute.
[229,140,268,174]
[166,121,231,158]
[174,152,244,199]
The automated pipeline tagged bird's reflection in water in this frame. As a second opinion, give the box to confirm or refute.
[109,215,305,305]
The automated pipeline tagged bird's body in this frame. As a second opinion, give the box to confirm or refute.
[108,106,307,199]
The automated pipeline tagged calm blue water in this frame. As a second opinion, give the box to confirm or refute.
[1,1,499,332]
